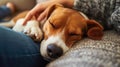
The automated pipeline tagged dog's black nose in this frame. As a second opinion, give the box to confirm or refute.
[47,44,63,58]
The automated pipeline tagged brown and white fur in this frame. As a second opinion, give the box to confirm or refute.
[0,3,104,61]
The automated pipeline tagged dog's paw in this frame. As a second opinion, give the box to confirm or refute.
[24,20,43,42]
[12,19,25,32]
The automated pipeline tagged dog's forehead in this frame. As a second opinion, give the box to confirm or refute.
[48,14,68,30]
[49,12,83,27]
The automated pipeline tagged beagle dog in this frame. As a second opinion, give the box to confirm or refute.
[0,3,104,61]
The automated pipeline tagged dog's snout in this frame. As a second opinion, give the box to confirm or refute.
[47,44,63,58]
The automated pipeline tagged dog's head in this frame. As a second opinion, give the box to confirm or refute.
[40,3,104,61]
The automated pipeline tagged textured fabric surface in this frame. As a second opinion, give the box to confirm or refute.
[73,0,120,30]
[47,30,120,67]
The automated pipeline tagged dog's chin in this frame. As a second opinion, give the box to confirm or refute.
[43,56,56,61]
[41,49,61,61]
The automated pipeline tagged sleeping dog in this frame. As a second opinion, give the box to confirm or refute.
[0,3,104,60]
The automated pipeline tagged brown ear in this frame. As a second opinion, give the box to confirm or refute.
[45,3,63,19]
[86,20,104,40]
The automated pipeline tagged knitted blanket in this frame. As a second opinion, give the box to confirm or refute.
[47,30,120,67]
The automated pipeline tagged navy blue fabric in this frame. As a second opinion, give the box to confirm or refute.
[0,20,7,22]
[0,6,11,19]
[0,26,48,67]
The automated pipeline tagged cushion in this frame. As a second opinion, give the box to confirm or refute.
[36,0,48,3]
[0,0,36,11]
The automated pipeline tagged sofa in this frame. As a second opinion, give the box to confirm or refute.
[0,0,120,67]
[0,0,36,11]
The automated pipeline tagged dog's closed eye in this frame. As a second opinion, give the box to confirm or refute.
[49,21,56,28]
[49,21,57,29]
[69,32,80,36]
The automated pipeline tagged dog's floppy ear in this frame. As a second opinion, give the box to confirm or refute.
[86,20,104,40]
[46,3,63,19]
